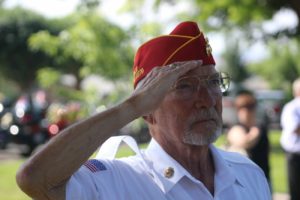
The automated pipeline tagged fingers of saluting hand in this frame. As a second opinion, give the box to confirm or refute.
[169,60,203,76]
[152,60,202,74]
[131,60,202,115]
[139,60,202,90]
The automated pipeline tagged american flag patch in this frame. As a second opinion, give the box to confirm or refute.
[84,159,107,172]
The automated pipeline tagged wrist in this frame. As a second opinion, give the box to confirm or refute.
[122,95,145,120]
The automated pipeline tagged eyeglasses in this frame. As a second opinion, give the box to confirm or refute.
[171,72,230,99]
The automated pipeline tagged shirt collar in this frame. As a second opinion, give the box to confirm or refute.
[144,138,187,193]
[209,145,245,194]
[144,138,244,194]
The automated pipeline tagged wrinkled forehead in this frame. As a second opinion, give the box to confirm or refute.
[183,64,217,77]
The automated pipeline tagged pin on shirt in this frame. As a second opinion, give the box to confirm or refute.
[164,167,174,178]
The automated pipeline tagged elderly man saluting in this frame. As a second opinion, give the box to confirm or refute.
[16,21,271,200]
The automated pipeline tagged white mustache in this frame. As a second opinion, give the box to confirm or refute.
[188,108,221,125]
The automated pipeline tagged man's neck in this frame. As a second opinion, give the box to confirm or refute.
[159,139,215,195]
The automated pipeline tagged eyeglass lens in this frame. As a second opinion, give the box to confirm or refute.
[173,72,230,99]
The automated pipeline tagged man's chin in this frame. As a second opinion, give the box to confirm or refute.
[183,128,222,146]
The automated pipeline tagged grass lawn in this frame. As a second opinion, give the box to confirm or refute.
[0,130,287,199]
[268,130,288,193]
[0,160,31,200]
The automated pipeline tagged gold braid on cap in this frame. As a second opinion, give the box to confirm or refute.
[133,67,144,82]
[163,33,202,66]
[133,32,202,83]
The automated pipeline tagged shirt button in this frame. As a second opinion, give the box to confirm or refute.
[164,167,174,178]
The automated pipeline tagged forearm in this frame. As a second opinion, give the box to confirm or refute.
[16,98,141,199]
[16,60,201,199]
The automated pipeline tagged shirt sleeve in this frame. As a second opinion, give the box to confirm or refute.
[66,166,100,200]
[255,168,272,199]
[281,104,300,133]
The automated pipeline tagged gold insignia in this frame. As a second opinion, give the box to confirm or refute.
[164,167,174,178]
[205,37,212,56]
[133,67,144,81]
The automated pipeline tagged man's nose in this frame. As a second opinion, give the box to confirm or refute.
[194,86,216,108]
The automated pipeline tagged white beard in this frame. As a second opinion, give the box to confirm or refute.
[182,108,223,146]
[183,125,222,145]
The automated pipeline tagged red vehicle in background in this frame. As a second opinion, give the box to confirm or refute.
[2,90,86,156]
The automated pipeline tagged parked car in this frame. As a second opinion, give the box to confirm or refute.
[0,97,15,149]
[8,91,50,156]
[254,90,285,129]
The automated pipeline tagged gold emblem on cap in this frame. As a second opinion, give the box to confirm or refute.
[205,37,212,56]
[133,67,144,82]
[164,167,174,178]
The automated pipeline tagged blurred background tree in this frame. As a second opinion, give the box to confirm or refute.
[249,38,300,96]
[222,35,249,84]
[179,0,300,96]
[152,0,300,37]
[127,0,300,95]
[0,1,134,109]
[0,7,70,93]
[1,0,299,106]
[29,3,133,120]
[29,14,133,82]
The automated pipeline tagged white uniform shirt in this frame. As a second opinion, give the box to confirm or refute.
[66,136,271,200]
[281,97,300,153]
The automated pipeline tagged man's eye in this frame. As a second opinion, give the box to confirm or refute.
[208,78,221,87]
[175,81,193,90]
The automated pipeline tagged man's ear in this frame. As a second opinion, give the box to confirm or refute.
[142,114,156,125]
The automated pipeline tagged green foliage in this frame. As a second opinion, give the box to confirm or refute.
[119,0,144,13]
[0,73,19,97]
[29,12,133,109]
[119,0,300,89]
[0,7,69,91]
[30,13,134,81]
[118,0,165,43]
[36,68,61,88]
[77,0,100,11]
[28,12,134,107]
[193,0,270,28]
[148,0,272,30]
[29,31,60,56]
[0,0,4,7]
[222,36,249,83]
[179,0,298,35]
[249,38,300,94]
[0,7,46,90]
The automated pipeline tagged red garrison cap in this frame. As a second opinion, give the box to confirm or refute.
[133,21,215,88]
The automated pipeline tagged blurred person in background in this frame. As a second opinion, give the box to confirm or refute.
[16,21,271,200]
[280,78,300,200]
[227,90,271,188]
